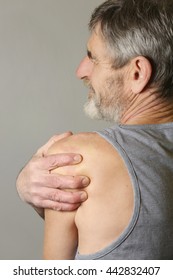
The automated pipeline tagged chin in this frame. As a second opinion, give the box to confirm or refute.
[84,100,101,120]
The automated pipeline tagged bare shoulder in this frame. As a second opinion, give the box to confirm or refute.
[47,131,120,177]
[54,132,134,255]
[46,131,134,255]
[47,131,119,161]
[47,132,107,154]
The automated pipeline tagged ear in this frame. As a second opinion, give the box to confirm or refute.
[130,56,152,94]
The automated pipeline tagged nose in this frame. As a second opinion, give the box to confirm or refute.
[76,56,93,80]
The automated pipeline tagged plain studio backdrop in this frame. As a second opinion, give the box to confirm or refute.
[0,0,108,259]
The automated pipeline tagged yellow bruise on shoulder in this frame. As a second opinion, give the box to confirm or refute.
[47,132,102,178]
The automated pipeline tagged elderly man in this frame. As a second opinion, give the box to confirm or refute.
[17,0,173,259]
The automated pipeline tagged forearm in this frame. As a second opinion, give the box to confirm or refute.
[43,209,78,260]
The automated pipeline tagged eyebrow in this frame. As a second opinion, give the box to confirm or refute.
[87,50,93,59]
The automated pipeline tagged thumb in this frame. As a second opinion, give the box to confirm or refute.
[36,131,73,156]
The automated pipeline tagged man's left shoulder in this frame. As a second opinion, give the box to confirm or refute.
[47,132,99,155]
[70,132,100,146]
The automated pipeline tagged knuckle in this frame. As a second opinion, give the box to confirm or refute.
[55,176,70,189]
[26,160,40,180]
[49,190,61,202]
[47,156,57,168]
[29,175,41,188]
[50,134,60,142]
[36,147,43,155]
[70,177,82,188]
[63,176,77,189]
[71,179,79,188]
[50,176,61,188]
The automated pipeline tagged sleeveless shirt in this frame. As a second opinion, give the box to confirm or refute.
[75,123,173,259]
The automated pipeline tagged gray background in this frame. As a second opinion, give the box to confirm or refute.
[0,0,108,259]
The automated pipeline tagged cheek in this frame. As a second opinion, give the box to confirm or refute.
[91,65,104,80]
[90,67,114,96]
[91,69,105,87]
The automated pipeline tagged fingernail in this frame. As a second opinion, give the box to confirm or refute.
[82,177,90,186]
[74,155,82,163]
[80,192,87,201]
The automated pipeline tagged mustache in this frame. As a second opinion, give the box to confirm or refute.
[83,79,95,92]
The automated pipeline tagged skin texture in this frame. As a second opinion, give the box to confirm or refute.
[43,133,134,259]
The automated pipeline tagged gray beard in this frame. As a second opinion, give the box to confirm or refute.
[84,98,122,124]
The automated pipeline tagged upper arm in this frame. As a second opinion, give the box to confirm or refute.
[42,132,101,259]
[43,209,78,260]
[43,132,95,259]
[43,135,80,260]
[43,132,134,257]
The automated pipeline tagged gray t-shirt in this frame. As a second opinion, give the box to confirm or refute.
[75,123,173,260]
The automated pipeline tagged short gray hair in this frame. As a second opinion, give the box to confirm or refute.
[89,0,173,99]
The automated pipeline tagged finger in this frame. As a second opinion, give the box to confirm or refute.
[41,200,81,211]
[36,131,73,156]
[33,153,83,170]
[40,188,87,204]
[53,131,73,141]
[39,173,90,189]
[31,188,87,210]
[52,202,81,211]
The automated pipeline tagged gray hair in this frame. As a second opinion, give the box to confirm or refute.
[89,0,173,99]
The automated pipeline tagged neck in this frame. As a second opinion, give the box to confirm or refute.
[121,90,173,125]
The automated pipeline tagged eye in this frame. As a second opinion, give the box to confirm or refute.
[87,50,98,64]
